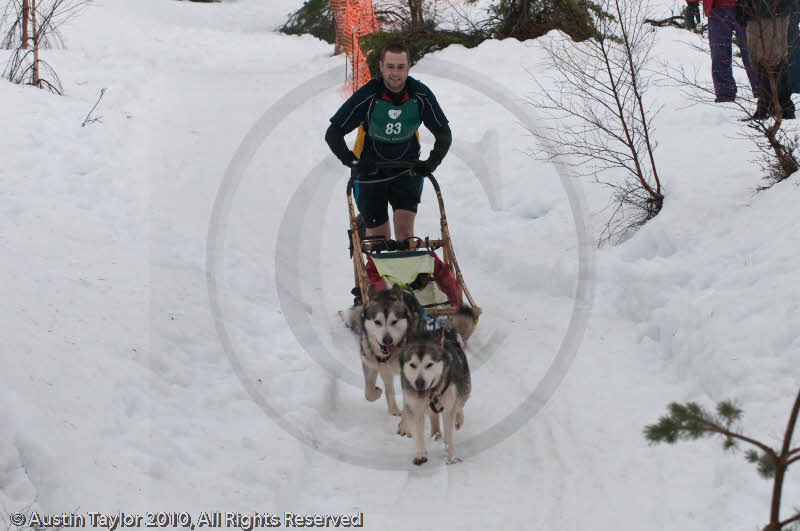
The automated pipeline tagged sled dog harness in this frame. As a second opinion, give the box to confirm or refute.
[429,376,450,414]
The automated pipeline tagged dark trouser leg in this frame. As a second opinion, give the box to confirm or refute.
[708,8,737,100]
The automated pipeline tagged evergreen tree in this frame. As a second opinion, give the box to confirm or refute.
[467,0,609,42]
[279,0,336,44]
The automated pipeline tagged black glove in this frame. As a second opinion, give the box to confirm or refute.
[410,159,436,177]
[685,2,701,30]
[350,158,377,176]
[340,150,357,167]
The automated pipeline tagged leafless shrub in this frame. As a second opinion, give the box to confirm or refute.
[2,0,91,94]
[374,0,463,29]
[528,0,664,246]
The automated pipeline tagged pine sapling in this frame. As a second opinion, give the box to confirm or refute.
[645,390,800,531]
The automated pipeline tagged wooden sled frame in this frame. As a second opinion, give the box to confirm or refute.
[346,161,481,322]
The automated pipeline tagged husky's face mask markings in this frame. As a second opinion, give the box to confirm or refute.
[402,350,444,399]
[362,307,409,357]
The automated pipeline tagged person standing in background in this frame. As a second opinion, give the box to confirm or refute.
[735,0,796,119]
[686,0,760,102]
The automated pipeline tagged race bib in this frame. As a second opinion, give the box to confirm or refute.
[368,98,420,144]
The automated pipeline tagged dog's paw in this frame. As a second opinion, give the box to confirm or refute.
[365,386,382,402]
[413,455,428,466]
[444,456,462,465]
[396,420,412,437]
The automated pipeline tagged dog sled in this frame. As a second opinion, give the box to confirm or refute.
[346,161,481,327]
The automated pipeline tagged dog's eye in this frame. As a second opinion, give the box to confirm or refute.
[374,319,382,326]
[425,362,434,369]
[391,320,398,326]
[409,363,417,369]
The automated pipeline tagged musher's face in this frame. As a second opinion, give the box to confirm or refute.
[379,51,410,93]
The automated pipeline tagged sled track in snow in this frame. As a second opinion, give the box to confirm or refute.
[206,59,596,470]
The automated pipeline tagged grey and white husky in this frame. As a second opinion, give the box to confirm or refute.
[347,284,425,418]
[400,306,475,465]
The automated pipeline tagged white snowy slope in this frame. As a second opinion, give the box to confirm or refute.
[1,0,798,530]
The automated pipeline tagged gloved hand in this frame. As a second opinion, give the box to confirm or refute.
[410,159,436,177]
[685,2,701,31]
[350,158,377,176]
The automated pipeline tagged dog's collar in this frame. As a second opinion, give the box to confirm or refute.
[429,376,451,414]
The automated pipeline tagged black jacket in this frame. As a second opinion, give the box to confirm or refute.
[325,76,451,169]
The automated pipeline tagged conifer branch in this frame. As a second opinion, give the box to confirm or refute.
[644,401,776,457]
[682,410,778,458]
[647,390,800,530]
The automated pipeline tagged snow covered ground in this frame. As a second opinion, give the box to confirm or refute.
[1,0,798,529]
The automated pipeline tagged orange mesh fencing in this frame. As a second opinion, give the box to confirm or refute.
[331,0,378,93]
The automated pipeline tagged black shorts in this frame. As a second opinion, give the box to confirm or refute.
[353,169,424,228]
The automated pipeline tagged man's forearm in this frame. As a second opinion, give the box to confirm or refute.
[325,123,357,166]
[427,124,452,167]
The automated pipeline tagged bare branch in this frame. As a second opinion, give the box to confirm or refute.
[778,512,800,528]
[81,87,106,127]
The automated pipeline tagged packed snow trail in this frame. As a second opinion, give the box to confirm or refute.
[1,1,797,530]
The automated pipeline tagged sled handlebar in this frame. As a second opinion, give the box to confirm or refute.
[372,161,416,169]
[346,161,441,197]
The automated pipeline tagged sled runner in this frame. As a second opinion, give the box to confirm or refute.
[346,161,481,325]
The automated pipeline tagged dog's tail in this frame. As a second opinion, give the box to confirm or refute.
[449,305,477,344]
[338,305,363,335]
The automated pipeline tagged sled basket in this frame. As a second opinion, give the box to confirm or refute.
[365,249,459,309]
[346,161,481,322]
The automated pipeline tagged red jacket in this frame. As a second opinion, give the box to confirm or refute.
[686,0,736,16]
